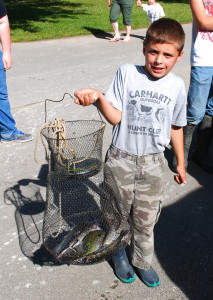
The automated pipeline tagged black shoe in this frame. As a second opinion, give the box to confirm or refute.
[137,266,160,287]
[112,249,135,283]
[192,115,213,173]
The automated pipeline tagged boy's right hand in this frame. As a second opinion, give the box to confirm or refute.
[137,0,142,7]
[74,88,100,106]
[107,0,111,7]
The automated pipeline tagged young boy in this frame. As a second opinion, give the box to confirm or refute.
[137,0,165,24]
[74,18,186,287]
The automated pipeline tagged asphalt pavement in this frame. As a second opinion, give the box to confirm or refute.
[0,24,213,300]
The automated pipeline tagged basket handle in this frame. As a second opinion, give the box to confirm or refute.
[44,92,104,123]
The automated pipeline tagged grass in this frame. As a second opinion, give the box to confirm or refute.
[5,0,192,43]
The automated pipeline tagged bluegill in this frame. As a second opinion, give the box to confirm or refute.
[80,230,106,255]
[55,223,104,261]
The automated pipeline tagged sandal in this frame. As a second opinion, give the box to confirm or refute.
[109,37,121,42]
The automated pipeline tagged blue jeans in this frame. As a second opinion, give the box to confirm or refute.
[187,66,213,125]
[0,50,18,139]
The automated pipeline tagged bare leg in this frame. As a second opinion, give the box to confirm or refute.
[110,22,121,41]
[122,25,131,42]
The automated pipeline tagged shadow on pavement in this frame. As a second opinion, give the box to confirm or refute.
[83,27,113,40]
[155,152,213,300]
[4,152,213,299]
[4,165,58,266]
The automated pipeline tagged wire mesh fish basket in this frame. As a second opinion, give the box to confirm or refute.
[41,118,105,177]
[43,165,132,265]
[35,93,132,265]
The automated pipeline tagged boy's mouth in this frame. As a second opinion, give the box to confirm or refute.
[152,66,164,73]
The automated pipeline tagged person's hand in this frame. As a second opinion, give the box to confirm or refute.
[174,164,187,184]
[137,0,142,7]
[107,0,111,7]
[74,88,100,106]
[2,52,12,70]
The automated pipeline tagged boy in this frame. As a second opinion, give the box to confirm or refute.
[74,18,186,287]
[137,0,165,24]
[0,0,32,143]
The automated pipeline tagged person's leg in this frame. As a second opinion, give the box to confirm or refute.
[130,153,165,287]
[0,51,19,139]
[187,66,213,125]
[105,146,135,283]
[123,25,131,42]
[120,0,134,42]
[0,51,33,142]
[109,0,121,41]
[111,22,120,41]
[193,114,213,173]
[183,66,213,167]
[206,79,213,117]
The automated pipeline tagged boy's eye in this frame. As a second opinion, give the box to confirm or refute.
[164,53,172,57]
[150,50,158,54]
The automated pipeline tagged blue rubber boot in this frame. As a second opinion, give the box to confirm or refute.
[112,249,136,283]
[137,266,160,287]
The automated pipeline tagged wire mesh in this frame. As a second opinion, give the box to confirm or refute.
[36,94,132,265]
[43,164,132,265]
[41,120,105,177]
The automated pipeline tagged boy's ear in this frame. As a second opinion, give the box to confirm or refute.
[143,45,146,55]
[177,50,184,62]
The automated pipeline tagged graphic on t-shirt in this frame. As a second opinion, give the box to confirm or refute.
[128,99,166,124]
[126,89,169,138]
[199,0,213,42]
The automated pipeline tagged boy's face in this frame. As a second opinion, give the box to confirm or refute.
[143,42,183,79]
[148,0,155,4]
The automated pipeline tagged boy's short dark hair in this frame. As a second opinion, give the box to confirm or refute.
[144,18,185,53]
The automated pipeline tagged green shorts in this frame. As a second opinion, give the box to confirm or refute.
[110,0,134,25]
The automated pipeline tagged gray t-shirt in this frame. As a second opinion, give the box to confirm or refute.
[105,64,187,156]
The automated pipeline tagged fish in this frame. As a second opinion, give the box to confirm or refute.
[80,230,106,255]
[53,229,75,255]
[103,228,117,246]
[56,243,85,262]
[69,223,103,248]
[55,222,104,261]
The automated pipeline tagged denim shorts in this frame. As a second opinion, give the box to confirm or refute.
[187,66,213,125]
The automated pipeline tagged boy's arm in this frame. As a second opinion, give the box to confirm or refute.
[107,0,111,7]
[190,0,213,30]
[74,88,122,126]
[0,14,12,70]
[137,0,142,7]
[171,125,187,184]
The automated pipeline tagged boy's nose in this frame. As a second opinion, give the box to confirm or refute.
[154,54,162,64]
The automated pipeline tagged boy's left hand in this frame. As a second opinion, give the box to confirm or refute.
[174,164,186,184]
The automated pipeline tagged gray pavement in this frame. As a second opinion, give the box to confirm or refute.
[0,24,213,300]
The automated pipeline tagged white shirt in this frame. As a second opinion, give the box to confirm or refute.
[142,3,165,23]
[191,0,213,66]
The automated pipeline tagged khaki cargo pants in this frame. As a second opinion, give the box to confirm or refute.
[105,144,166,270]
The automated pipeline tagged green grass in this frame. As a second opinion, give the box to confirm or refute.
[5,0,192,43]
